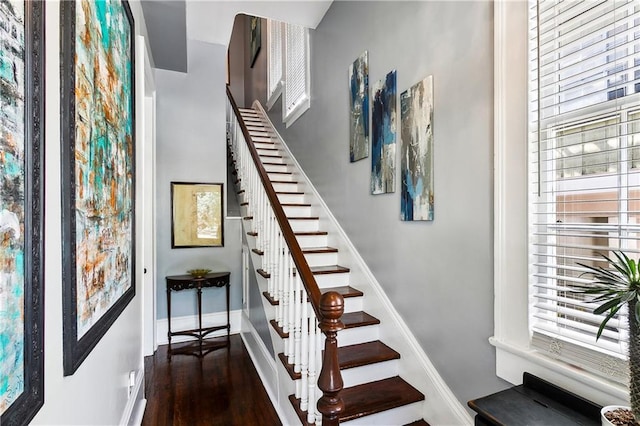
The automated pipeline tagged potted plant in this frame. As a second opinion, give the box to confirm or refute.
[579,251,640,425]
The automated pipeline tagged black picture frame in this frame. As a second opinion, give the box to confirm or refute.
[171,182,225,248]
[60,0,136,376]
[0,1,45,425]
[249,16,261,68]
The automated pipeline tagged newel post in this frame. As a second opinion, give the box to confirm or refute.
[317,291,345,426]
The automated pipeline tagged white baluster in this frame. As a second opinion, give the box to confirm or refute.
[307,315,318,424]
[293,273,302,375]
[282,250,291,357]
[287,253,296,362]
[300,292,309,411]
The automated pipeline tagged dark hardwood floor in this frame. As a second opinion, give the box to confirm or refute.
[142,335,282,426]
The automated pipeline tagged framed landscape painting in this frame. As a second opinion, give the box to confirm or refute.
[171,182,224,248]
[0,1,45,425]
[61,0,136,376]
[400,76,434,221]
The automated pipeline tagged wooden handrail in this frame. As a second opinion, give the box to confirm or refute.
[226,86,344,424]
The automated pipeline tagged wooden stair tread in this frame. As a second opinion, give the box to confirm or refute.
[310,265,350,274]
[288,216,319,221]
[268,171,293,175]
[263,286,363,306]
[247,231,258,237]
[264,162,290,166]
[338,340,400,369]
[295,231,328,236]
[342,311,380,328]
[252,248,263,256]
[270,319,288,338]
[282,202,310,206]
[405,420,430,426]
[303,246,338,254]
[288,377,424,424]
[321,285,363,298]
[277,191,304,195]
[278,340,399,381]
[271,180,299,184]
[340,376,425,422]
[257,268,269,279]
[256,146,279,151]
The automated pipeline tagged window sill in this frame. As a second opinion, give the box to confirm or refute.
[490,336,628,407]
[283,96,310,128]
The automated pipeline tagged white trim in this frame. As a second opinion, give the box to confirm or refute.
[253,101,472,425]
[492,0,631,406]
[156,309,242,345]
[118,368,146,426]
[239,312,296,425]
[283,94,310,128]
[266,82,282,111]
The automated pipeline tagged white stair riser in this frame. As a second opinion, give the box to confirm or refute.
[250,134,274,142]
[314,272,350,288]
[254,141,276,150]
[264,163,290,173]
[303,251,338,267]
[282,205,311,216]
[276,193,305,204]
[295,234,328,248]
[271,181,299,192]
[257,148,280,156]
[340,359,399,388]
[289,219,319,233]
[341,401,424,425]
[268,172,295,181]
[343,296,363,313]
[337,324,379,347]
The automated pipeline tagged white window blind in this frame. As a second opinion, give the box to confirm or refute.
[283,23,310,125]
[267,19,283,107]
[529,0,640,385]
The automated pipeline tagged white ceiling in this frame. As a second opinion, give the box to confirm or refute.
[186,1,333,46]
[142,0,332,72]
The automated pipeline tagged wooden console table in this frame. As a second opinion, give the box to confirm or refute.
[165,271,230,355]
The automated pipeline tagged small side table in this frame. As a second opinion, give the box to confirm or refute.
[165,271,230,356]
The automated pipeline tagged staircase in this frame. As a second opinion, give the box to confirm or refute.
[227,97,432,425]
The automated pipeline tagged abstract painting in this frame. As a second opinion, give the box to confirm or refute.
[61,0,136,376]
[0,1,45,424]
[400,76,434,221]
[349,50,369,162]
[371,70,397,194]
[249,16,261,68]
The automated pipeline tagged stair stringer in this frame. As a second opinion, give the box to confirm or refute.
[253,101,473,426]
[240,236,302,426]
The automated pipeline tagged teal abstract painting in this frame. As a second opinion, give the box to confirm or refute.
[0,0,26,414]
[349,51,369,162]
[1,1,44,423]
[61,0,135,375]
[371,70,397,194]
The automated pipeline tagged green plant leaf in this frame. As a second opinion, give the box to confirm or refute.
[636,301,640,324]
[594,297,623,315]
[596,304,622,340]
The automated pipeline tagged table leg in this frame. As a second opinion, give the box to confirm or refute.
[226,281,230,339]
[197,286,203,342]
[167,286,172,344]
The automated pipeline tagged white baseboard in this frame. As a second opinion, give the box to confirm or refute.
[156,310,242,345]
[119,367,145,426]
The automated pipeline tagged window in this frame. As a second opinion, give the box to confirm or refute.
[529,0,640,386]
[266,19,310,127]
[267,20,283,108]
[283,23,310,126]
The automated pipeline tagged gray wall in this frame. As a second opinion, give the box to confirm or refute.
[228,15,245,107]
[155,40,242,319]
[260,1,507,406]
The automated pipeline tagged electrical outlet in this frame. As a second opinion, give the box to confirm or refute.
[128,370,136,397]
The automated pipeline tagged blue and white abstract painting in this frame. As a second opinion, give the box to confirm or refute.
[400,76,434,221]
[349,51,369,162]
[371,70,397,194]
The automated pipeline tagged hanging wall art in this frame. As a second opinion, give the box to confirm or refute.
[400,75,434,221]
[61,0,136,375]
[349,50,369,162]
[371,70,397,194]
[0,1,45,424]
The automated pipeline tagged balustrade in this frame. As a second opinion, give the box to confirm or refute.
[226,88,344,425]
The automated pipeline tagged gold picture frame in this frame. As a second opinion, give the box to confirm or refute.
[171,182,224,248]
